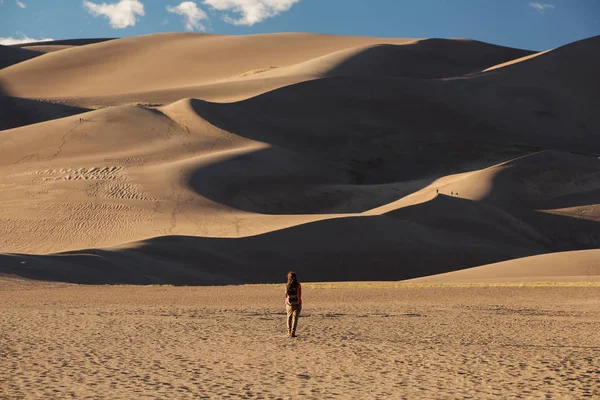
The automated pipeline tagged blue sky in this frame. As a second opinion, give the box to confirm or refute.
[1,0,599,51]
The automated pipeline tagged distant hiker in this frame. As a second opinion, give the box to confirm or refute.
[436,189,438,194]
[451,191,453,196]
[79,118,82,122]
[285,271,302,337]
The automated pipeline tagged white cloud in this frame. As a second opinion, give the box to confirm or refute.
[203,0,300,26]
[529,2,555,12]
[16,0,26,8]
[167,1,209,31]
[0,35,54,45]
[83,0,145,29]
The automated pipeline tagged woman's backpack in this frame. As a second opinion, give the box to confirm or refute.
[287,285,299,305]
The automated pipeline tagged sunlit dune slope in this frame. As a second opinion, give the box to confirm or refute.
[0,33,411,98]
[0,33,533,106]
[408,250,600,283]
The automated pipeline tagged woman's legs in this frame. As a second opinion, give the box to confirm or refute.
[286,304,302,336]
[291,305,302,337]
[286,305,293,335]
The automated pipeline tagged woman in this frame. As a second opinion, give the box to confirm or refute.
[285,271,302,337]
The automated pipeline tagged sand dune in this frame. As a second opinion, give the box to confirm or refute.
[368,150,600,212]
[19,45,78,54]
[171,73,599,184]
[0,33,412,100]
[2,95,596,254]
[481,35,600,80]
[464,35,600,151]
[14,38,116,47]
[409,250,600,283]
[0,198,555,284]
[0,32,598,284]
[471,151,600,211]
[0,33,534,107]
[483,50,549,72]
[0,45,41,69]
[249,38,534,80]
[14,39,117,54]
[0,96,87,130]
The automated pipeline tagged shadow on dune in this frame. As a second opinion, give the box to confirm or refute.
[1,196,597,285]
[181,70,599,214]
[386,194,600,250]
[11,38,117,48]
[466,151,600,211]
[183,80,541,183]
[186,146,439,214]
[323,39,535,79]
[0,45,42,69]
[0,96,89,130]
[0,77,88,130]
[185,147,600,216]
[182,36,600,162]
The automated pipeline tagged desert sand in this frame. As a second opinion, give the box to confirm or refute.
[2,281,600,399]
[1,31,599,398]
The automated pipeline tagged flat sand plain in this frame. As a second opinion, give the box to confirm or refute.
[2,281,599,399]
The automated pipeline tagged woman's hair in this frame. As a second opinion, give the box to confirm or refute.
[286,271,298,290]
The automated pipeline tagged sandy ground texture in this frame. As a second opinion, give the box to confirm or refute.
[1,282,600,399]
